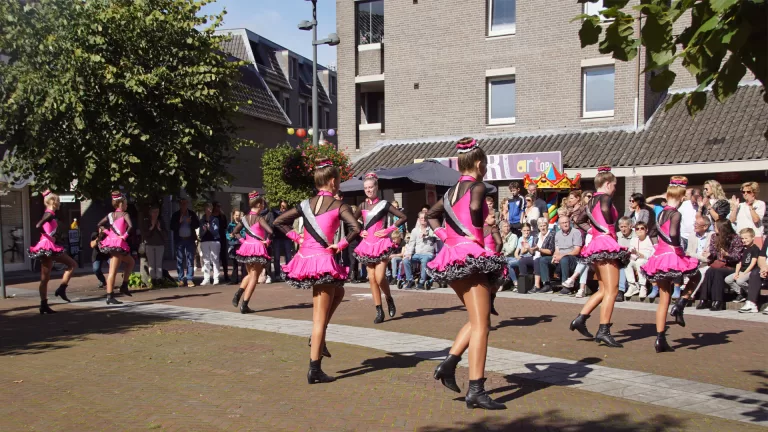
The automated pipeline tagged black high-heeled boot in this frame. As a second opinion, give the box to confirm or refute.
[465,378,506,410]
[308,336,332,358]
[655,330,675,353]
[106,293,122,305]
[433,354,461,393]
[669,297,687,327]
[373,305,384,324]
[385,296,396,318]
[490,293,499,316]
[594,323,623,347]
[119,281,132,297]
[240,299,254,314]
[39,300,56,314]
[232,288,244,308]
[569,314,593,338]
[54,284,70,303]
[307,359,336,384]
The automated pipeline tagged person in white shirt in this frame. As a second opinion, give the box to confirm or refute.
[677,188,701,250]
[625,222,654,298]
[729,182,766,239]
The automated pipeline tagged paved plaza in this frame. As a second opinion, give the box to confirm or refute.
[1,272,767,431]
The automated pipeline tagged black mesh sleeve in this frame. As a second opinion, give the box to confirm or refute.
[339,203,361,243]
[491,226,503,253]
[36,211,55,229]
[470,182,487,228]
[274,207,300,235]
[258,216,274,237]
[388,203,407,228]
[426,198,445,231]
[668,211,682,247]
[599,194,615,225]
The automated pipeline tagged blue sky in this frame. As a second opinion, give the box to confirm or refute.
[202,0,338,68]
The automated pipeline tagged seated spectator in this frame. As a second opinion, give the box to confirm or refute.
[726,228,760,302]
[615,217,636,301]
[90,227,109,288]
[625,221,654,299]
[523,195,541,227]
[697,219,744,311]
[541,215,583,295]
[499,221,519,290]
[389,230,405,283]
[729,182,765,243]
[499,198,509,229]
[403,211,437,290]
[740,235,768,313]
[521,218,555,293]
[514,223,536,284]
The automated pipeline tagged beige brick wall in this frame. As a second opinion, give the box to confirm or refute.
[357,47,384,76]
[338,0,650,157]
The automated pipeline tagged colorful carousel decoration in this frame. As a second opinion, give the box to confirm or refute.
[523,165,581,224]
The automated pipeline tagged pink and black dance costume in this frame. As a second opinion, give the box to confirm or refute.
[578,193,630,266]
[235,211,273,265]
[426,179,506,285]
[274,191,361,290]
[99,212,131,255]
[28,210,64,260]
[352,197,407,265]
[483,223,504,316]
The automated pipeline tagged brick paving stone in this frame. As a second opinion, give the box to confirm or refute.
[0,297,764,432]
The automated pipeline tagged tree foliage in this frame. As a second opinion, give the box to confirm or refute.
[576,0,766,124]
[263,140,353,206]
[0,0,253,201]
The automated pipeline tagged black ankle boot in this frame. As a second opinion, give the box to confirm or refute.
[119,281,132,297]
[490,293,499,316]
[308,336,332,358]
[670,298,687,327]
[594,323,623,347]
[232,288,244,308]
[39,300,56,314]
[307,359,336,384]
[240,299,254,314]
[569,314,594,339]
[465,378,506,410]
[385,296,396,318]
[106,293,122,305]
[374,305,384,324]
[433,354,461,393]
[655,330,675,353]
[54,284,70,303]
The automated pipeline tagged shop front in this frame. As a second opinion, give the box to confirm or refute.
[0,183,32,272]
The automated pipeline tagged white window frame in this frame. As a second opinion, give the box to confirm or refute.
[487,76,516,125]
[584,0,611,22]
[582,65,615,119]
[488,0,516,37]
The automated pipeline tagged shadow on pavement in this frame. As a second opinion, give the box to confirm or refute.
[673,329,742,350]
[335,348,451,379]
[0,304,173,357]
[387,305,465,322]
[703,370,768,423]
[492,314,556,331]
[416,410,684,431]
[149,292,222,302]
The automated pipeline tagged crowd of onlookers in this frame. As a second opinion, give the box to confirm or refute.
[88,179,767,313]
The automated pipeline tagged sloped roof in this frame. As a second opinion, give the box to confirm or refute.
[232,65,291,126]
[352,85,768,174]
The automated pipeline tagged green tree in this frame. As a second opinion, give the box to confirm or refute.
[576,0,766,123]
[0,0,252,201]
[262,140,353,206]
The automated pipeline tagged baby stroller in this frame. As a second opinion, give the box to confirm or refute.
[395,259,434,290]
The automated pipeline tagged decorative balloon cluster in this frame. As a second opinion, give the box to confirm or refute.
[287,128,336,139]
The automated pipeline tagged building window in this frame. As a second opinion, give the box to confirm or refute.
[582,65,615,118]
[584,0,609,20]
[488,0,515,36]
[357,0,384,45]
[290,57,298,80]
[488,77,516,124]
[299,101,307,127]
[325,110,331,130]
[282,94,290,121]
[330,75,337,96]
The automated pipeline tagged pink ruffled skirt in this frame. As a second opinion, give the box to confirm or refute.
[282,245,348,289]
[99,232,129,255]
[28,238,64,259]
[353,236,395,265]
[579,233,629,265]
[236,239,271,265]
[427,237,505,284]
[641,244,700,282]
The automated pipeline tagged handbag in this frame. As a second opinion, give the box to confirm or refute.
[709,259,727,269]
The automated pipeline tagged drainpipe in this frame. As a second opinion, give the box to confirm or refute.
[634,13,643,130]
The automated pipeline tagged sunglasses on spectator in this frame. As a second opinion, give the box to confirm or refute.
[741,189,753,194]
[636,227,646,231]
[629,199,635,203]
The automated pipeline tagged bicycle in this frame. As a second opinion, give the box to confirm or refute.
[3,227,23,263]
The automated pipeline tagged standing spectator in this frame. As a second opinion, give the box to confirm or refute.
[526,217,555,293]
[390,200,406,234]
[507,182,525,235]
[226,210,247,284]
[678,188,701,250]
[541,215,583,295]
[486,196,500,225]
[698,180,729,223]
[740,234,767,314]
[729,182,765,240]
[526,183,549,220]
[726,228,760,302]
[625,193,650,227]
[141,205,167,286]
[696,219,744,311]
[170,197,200,287]
[500,197,509,228]
[615,216,635,301]
[389,230,405,282]
[500,221,519,290]
[683,215,713,297]
[272,199,293,281]
[198,203,222,285]
[90,227,109,288]
[523,195,541,226]
[567,190,589,237]
[402,211,437,290]
[625,221,653,298]
[212,202,230,283]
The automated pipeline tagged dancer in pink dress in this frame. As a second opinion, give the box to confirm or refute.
[230,191,272,314]
[569,166,629,347]
[97,191,134,304]
[641,177,700,353]
[482,213,503,316]
[274,159,361,384]
[353,172,407,323]
[28,191,77,314]
[428,138,506,410]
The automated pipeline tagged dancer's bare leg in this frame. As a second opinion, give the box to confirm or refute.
[310,285,336,361]
[375,261,392,298]
[38,258,53,299]
[597,261,620,324]
[368,264,382,306]
[656,281,672,332]
[580,264,605,316]
[54,254,77,286]
[452,275,491,380]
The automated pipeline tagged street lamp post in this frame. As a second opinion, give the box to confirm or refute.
[299,0,339,146]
